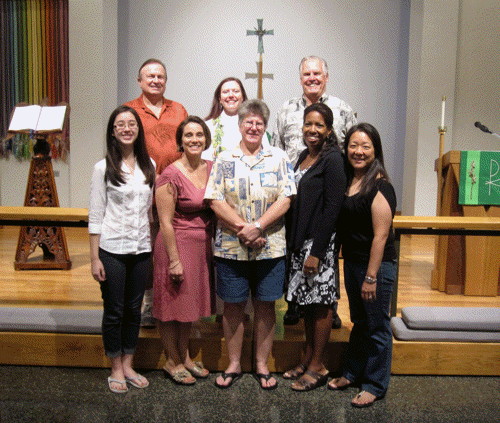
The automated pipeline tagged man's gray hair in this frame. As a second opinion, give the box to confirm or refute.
[238,99,270,126]
[299,56,329,76]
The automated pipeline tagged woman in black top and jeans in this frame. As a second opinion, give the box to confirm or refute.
[328,123,397,408]
[284,103,346,391]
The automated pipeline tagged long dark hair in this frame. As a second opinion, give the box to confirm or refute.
[303,102,338,158]
[205,77,248,120]
[105,105,155,187]
[343,122,390,196]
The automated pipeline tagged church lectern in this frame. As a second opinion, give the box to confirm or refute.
[431,150,499,296]
[6,103,71,270]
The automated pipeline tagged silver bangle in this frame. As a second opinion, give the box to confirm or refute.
[364,276,377,284]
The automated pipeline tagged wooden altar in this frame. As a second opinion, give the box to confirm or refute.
[431,150,500,296]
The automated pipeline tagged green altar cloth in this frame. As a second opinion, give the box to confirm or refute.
[459,151,500,205]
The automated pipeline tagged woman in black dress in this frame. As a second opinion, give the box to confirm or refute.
[284,103,346,391]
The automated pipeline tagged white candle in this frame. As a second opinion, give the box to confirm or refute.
[441,96,446,128]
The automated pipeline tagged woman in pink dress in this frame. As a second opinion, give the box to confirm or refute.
[153,116,215,385]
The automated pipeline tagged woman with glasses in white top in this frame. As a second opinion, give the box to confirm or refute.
[89,105,156,394]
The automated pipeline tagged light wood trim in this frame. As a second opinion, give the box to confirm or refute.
[3,208,499,231]
[393,216,500,231]
[0,206,88,222]
[3,330,498,375]
[392,340,500,375]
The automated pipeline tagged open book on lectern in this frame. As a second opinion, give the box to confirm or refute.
[8,104,68,133]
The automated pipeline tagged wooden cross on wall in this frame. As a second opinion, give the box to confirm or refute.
[245,19,274,100]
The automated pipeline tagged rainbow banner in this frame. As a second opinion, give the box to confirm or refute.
[0,0,69,160]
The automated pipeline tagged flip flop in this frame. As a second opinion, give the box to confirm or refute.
[125,374,149,389]
[253,373,278,390]
[351,390,382,408]
[214,372,242,389]
[107,377,128,394]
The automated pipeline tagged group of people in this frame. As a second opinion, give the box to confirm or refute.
[88,56,397,408]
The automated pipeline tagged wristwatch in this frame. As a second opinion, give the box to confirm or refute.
[253,221,263,233]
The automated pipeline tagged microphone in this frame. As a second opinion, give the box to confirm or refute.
[474,121,492,134]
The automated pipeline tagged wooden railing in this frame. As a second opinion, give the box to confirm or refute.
[391,215,500,315]
[0,206,88,227]
[1,207,499,313]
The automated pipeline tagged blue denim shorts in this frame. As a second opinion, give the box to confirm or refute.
[215,257,285,303]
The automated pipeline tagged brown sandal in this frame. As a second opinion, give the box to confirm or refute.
[328,377,352,391]
[291,369,329,391]
[283,363,307,380]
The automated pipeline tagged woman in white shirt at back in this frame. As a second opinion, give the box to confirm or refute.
[203,77,270,160]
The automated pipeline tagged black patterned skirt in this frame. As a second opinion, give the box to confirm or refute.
[286,233,339,306]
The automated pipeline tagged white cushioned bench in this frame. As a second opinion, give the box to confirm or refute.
[391,306,500,342]
[0,307,102,334]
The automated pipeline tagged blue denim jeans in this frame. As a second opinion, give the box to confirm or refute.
[342,259,396,397]
[215,257,285,303]
[99,248,151,358]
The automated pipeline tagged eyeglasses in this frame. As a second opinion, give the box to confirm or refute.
[114,121,138,130]
[242,120,265,129]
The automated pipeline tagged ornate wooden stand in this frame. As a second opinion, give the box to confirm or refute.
[14,137,71,270]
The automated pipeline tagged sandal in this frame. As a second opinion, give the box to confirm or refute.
[351,390,382,408]
[107,377,128,394]
[283,363,307,380]
[163,368,196,385]
[291,369,328,392]
[125,374,149,389]
[185,361,209,378]
[253,373,278,390]
[214,372,242,389]
[328,376,352,391]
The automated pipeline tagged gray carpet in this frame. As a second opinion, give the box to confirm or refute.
[1,365,498,423]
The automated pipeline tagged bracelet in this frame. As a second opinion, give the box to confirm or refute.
[364,276,377,284]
